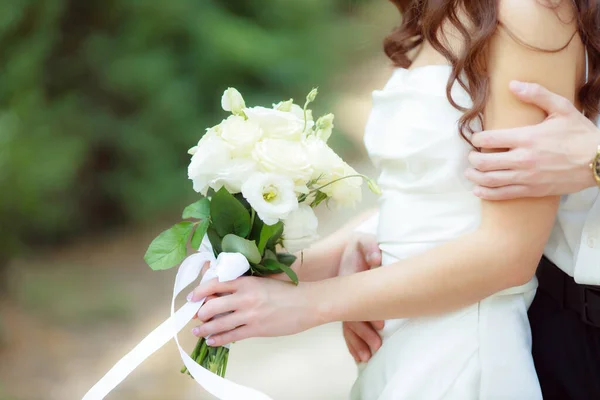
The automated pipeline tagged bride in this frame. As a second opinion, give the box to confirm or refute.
[189,0,599,398]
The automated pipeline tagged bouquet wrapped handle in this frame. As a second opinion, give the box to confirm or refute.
[82,238,272,400]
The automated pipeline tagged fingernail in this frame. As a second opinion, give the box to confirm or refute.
[509,80,527,94]
[472,187,482,197]
[360,352,370,362]
[186,292,194,302]
[366,252,379,263]
[192,327,201,336]
[206,338,215,346]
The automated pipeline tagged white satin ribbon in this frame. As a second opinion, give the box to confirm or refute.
[82,237,273,400]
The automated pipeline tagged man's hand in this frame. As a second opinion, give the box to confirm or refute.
[338,233,384,363]
[466,81,600,200]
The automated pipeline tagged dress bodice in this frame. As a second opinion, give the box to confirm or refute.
[364,66,481,263]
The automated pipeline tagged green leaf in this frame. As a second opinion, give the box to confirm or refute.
[263,258,299,285]
[144,222,194,270]
[277,252,297,267]
[190,219,210,250]
[182,198,211,220]
[221,234,261,264]
[210,187,251,237]
[257,221,283,254]
[250,211,264,241]
[207,227,222,255]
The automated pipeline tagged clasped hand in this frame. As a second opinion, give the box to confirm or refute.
[188,232,384,364]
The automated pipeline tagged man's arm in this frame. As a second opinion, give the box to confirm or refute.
[466,81,600,200]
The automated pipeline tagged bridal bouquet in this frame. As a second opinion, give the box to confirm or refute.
[143,87,379,380]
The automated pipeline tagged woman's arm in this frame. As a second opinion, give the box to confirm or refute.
[312,12,583,323]
[189,5,584,344]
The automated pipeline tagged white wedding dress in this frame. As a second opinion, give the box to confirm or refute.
[350,66,542,400]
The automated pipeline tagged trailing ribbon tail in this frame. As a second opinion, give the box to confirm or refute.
[82,238,273,400]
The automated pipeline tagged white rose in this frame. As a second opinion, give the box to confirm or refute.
[244,106,313,140]
[241,173,299,225]
[272,100,313,123]
[252,138,313,185]
[187,134,231,195]
[221,87,246,115]
[303,136,344,183]
[219,115,262,157]
[209,158,257,194]
[282,204,319,253]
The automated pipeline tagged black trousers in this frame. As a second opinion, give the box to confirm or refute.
[528,286,600,399]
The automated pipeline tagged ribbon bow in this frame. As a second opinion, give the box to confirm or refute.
[82,237,273,400]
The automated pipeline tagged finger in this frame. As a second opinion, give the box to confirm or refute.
[203,325,255,347]
[193,295,218,319]
[342,325,362,363]
[193,311,248,338]
[344,324,371,362]
[464,168,520,188]
[473,185,532,201]
[189,279,237,302]
[356,235,382,267]
[509,81,576,116]
[371,320,385,330]
[349,321,382,354]
[200,261,211,277]
[468,150,520,172]
[471,129,527,149]
[196,295,238,323]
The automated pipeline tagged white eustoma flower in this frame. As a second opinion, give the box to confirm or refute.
[327,163,362,208]
[241,173,299,225]
[209,157,257,194]
[187,134,231,195]
[221,88,246,115]
[303,136,362,207]
[282,204,319,253]
[219,115,263,157]
[252,138,313,185]
[244,106,313,140]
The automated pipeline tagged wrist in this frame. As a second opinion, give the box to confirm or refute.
[584,130,600,189]
[302,280,337,328]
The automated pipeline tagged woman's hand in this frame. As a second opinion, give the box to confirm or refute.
[188,276,318,347]
[338,233,384,363]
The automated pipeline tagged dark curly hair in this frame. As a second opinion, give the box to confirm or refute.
[384,0,600,142]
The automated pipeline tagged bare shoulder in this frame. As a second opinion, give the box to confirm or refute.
[498,0,579,50]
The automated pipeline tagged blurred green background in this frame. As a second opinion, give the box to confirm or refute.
[0,1,396,399]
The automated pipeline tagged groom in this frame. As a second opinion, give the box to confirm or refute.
[346,81,600,400]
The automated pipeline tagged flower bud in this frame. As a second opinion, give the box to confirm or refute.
[315,113,334,142]
[221,87,246,116]
[367,178,382,195]
[274,99,294,112]
[306,88,318,103]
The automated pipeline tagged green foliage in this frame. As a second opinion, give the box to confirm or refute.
[0,0,372,261]
[221,234,261,264]
[145,191,297,281]
[258,221,284,254]
[210,188,251,238]
[144,221,195,270]
[182,198,211,220]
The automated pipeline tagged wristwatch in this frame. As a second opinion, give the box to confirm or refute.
[590,145,600,187]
